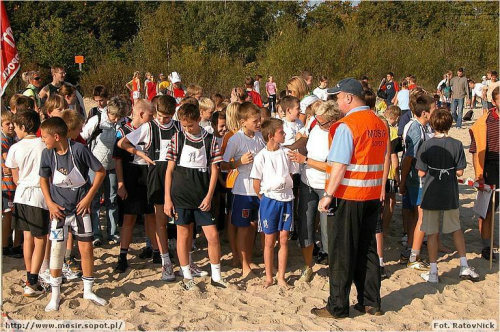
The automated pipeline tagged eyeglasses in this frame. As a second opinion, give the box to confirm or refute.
[317,118,333,127]
[33,77,41,80]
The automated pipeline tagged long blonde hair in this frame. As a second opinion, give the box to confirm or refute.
[287,76,309,100]
[225,102,241,132]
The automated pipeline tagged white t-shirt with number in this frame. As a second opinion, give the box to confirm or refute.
[301,124,329,189]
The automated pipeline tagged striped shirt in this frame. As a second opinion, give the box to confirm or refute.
[1,133,16,192]
[470,108,499,163]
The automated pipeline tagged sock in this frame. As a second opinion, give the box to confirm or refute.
[181,265,192,280]
[28,273,38,286]
[161,253,171,266]
[379,257,384,267]
[409,249,420,263]
[460,257,468,267]
[41,259,49,272]
[430,263,438,274]
[211,263,221,282]
[119,248,128,260]
[482,238,490,249]
[153,249,160,255]
[82,276,107,306]
[45,276,62,312]
[27,271,31,283]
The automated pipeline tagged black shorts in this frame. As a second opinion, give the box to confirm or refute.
[14,203,49,237]
[174,207,215,227]
[147,161,167,205]
[2,191,14,213]
[292,173,301,190]
[123,163,155,215]
[385,179,398,194]
[484,161,499,211]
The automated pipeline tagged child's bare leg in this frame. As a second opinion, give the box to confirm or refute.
[120,214,137,250]
[227,221,239,266]
[452,229,467,258]
[382,193,396,237]
[23,232,34,275]
[237,222,256,277]
[176,225,190,267]
[277,230,290,288]
[31,235,47,275]
[263,232,276,288]
[154,205,169,254]
[145,214,158,250]
[203,225,221,264]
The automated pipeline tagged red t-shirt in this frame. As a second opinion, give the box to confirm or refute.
[247,90,263,107]
[147,81,157,101]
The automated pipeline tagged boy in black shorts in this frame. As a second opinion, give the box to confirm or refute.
[6,111,48,296]
[39,117,107,311]
[164,103,228,290]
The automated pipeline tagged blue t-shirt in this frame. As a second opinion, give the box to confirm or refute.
[397,89,410,110]
[404,120,427,188]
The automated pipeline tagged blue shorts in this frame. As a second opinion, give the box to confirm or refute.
[403,186,422,208]
[258,196,293,234]
[231,194,260,227]
[175,208,215,227]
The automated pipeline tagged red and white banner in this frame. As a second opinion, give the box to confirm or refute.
[0,0,20,96]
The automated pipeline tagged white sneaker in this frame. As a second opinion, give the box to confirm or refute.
[24,282,46,297]
[63,263,82,281]
[421,271,439,283]
[179,278,200,291]
[459,266,480,282]
[161,262,176,282]
[39,269,51,283]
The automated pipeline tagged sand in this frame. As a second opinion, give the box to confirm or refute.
[1,101,498,331]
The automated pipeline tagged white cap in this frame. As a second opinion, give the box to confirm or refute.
[169,71,181,84]
[482,75,487,80]
[300,94,320,114]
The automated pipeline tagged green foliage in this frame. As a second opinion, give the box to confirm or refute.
[4,1,499,98]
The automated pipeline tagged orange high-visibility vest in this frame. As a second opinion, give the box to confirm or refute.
[469,111,489,179]
[326,110,387,201]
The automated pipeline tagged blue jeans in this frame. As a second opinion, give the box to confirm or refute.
[451,98,465,128]
[89,169,119,241]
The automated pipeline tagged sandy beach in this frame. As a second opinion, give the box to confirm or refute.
[1,102,498,331]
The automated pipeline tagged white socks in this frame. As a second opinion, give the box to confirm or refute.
[379,257,384,267]
[430,263,438,274]
[211,263,221,282]
[161,253,171,266]
[181,265,192,280]
[45,276,62,312]
[83,277,107,306]
[460,256,468,267]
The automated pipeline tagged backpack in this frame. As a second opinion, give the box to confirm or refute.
[86,112,102,150]
[443,86,452,98]
[463,110,474,121]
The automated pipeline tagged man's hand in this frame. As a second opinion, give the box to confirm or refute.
[318,196,332,213]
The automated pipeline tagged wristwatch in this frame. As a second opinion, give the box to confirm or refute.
[304,157,309,165]
[323,193,333,198]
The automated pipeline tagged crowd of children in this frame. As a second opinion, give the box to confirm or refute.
[1,67,499,314]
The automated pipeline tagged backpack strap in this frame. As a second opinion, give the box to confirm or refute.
[86,112,102,150]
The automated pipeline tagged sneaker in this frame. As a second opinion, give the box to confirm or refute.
[481,247,498,262]
[92,238,102,247]
[380,266,390,280]
[108,236,120,245]
[407,258,430,271]
[138,246,153,259]
[191,243,198,251]
[401,233,408,247]
[179,278,200,291]
[9,246,23,259]
[66,257,82,273]
[211,278,229,289]
[316,251,328,264]
[39,269,51,284]
[152,251,162,264]
[189,262,208,277]
[24,282,46,297]
[299,266,313,283]
[161,262,176,282]
[459,266,480,282]
[115,257,128,273]
[420,271,439,283]
[312,242,320,257]
[62,263,82,281]
[399,249,411,264]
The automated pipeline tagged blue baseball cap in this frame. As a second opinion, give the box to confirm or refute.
[327,78,364,97]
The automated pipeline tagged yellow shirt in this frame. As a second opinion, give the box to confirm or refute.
[158,81,170,91]
[388,125,398,180]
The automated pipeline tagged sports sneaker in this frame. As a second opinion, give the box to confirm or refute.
[211,278,229,289]
[139,246,153,259]
[161,262,176,282]
[24,282,46,297]
[380,266,390,280]
[401,233,408,247]
[407,259,430,271]
[316,251,328,264]
[62,263,82,281]
[66,257,82,273]
[420,271,439,283]
[299,266,313,283]
[481,247,498,262]
[459,266,480,282]
[152,251,162,264]
[189,262,209,277]
[92,238,102,247]
[115,257,128,273]
[179,278,200,291]
[399,249,411,264]
[39,269,51,284]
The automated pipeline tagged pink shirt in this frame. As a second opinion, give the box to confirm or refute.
[266,82,276,95]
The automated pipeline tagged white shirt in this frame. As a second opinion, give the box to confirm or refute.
[5,137,47,209]
[250,147,298,201]
[283,119,303,146]
[81,110,123,140]
[223,130,265,196]
[301,124,329,189]
[200,120,214,134]
[313,86,328,101]
[254,81,260,94]
[472,83,484,98]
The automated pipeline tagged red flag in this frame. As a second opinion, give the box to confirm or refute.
[0,0,20,96]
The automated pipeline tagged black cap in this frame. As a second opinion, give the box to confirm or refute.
[327,78,364,97]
